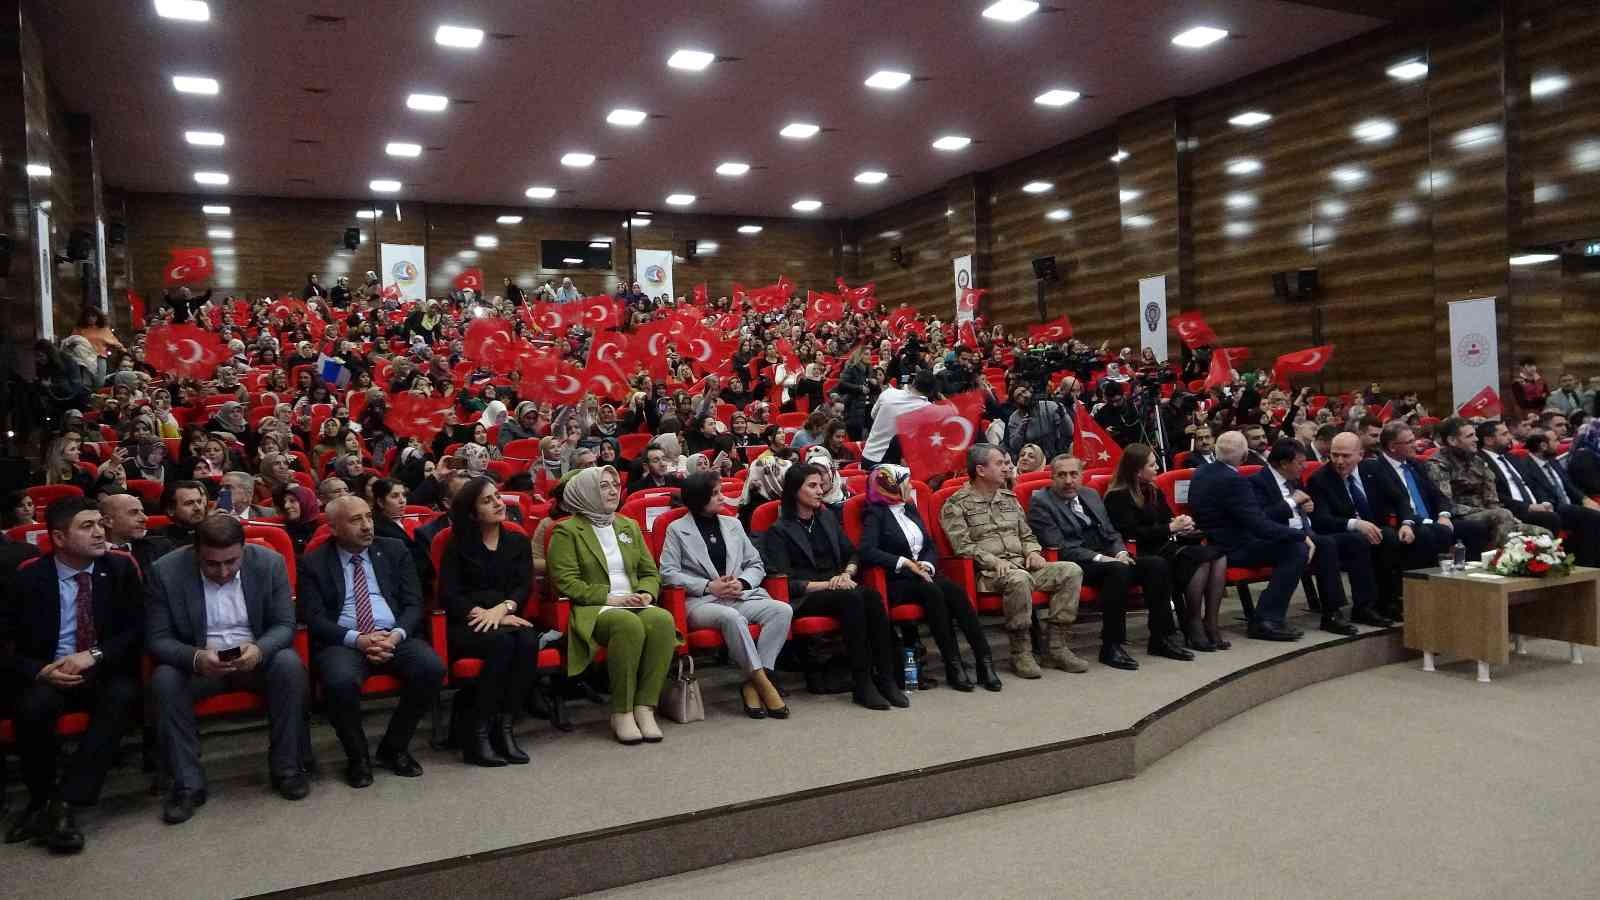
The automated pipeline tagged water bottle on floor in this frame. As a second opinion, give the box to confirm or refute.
[902,647,919,690]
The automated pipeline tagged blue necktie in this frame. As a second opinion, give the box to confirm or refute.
[1399,464,1431,519]
[1347,474,1372,520]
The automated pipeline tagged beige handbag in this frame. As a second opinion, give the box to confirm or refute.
[660,655,704,723]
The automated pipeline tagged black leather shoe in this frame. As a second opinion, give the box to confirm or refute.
[1320,614,1360,636]
[1382,605,1405,623]
[973,655,1003,691]
[5,803,46,844]
[464,720,508,767]
[273,773,311,801]
[375,747,424,778]
[344,758,374,789]
[44,800,84,854]
[1099,643,1140,670]
[1185,630,1217,652]
[944,660,976,692]
[489,715,530,765]
[852,679,890,710]
[1246,623,1303,642]
[1350,608,1395,628]
[1148,635,1195,661]
[161,788,206,825]
[875,676,911,708]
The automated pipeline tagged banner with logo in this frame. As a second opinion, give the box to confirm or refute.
[635,248,674,303]
[379,243,427,302]
[35,206,53,340]
[95,218,109,312]
[1448,296,1499,412]
[952,255,973,323]
[1138,275,1168,362]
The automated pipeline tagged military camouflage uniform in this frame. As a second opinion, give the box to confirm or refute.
[938,483,1083,632]
[1426,447,1548,547]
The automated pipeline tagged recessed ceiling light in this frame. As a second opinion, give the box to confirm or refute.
[1330,166,1368,184]
[561,152,596,167]
[1109,149,1129,163]
[1225,158,1262,175]
[607,108,647,126]
[434,24,484,49]
[716,161,750,176]
[155,0,210,22]
[1034,89,1081,107]
[629,217,651,227]
[931,135,971,151]
[1509,254,1559,265]
[738,225,763,234]
[588,241,611,249]
[25,163,51,177]
[212,246,235,256]
[1172,26,1229,48]
[855,170,888,184]
[634,211,653,216]
[1318,200,1348,218]
[369,179,402,192]
[525,185,556,199]
[668,49,715,71]
[1530,74,1569,98]
[697,241,720,252]
[1045,208,1071,221]
[206,227,232,239]
[780,122,820,139]
[406,93,448,112]
[981,0,1039,22]
[1224,222,1254,238]
[562,257,583,265]
[184,130,224,146]
[1386,59,1429,81]
[202,205,230,215]
[1125,214,1154,228]
[1224,192,1257,209]
[1352,118,1397,142]
[792,198,822,212]
[1119,189,1141,202]
[193,171,228,185]
[1022,180,1053,193]
[355,209,383,219]
[664,193,696,206]
[459,250,479,260]
[864,70,911,90]
[496,215,523,224]
[1228,111,1271,127]
[1452,124,1501,149]
[474,235,498,249]
[385,141,422,157]
[172,75,219,95]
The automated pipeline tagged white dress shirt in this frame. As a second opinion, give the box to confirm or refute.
[862,387,931,462]
[1381,453,1434,524]
[1269,467,1312,531]
[203,570,254,649]
[592,524,635,596]
[1482,449,1532,504]
[886,503,925,571]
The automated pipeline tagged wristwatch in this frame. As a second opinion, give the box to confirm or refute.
[89,647,104,663]
[503,600,518,613]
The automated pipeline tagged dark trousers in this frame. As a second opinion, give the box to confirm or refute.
[794,587,897,678]
[1376,523,1455,607]
[14,671,138,807]
[314,639,444,762]
[1227,537,1308,627]
[449,625,541,719]
[1309,531,1380,615]
[1453,516,1495,558]
[886,574,987,663]
[1512,506,1565,542]
[1552,504,1600,568]
[151,648,309,791]
[1079,555,1174,643]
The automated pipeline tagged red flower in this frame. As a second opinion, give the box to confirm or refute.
[1524,540,1537,553]
[1528,559,1551,574]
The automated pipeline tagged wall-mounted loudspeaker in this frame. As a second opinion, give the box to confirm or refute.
[107,223,126,245]
[1032,256,1060,283]
[343,227,360,251]
[889,245,905,266]
[67,229,92,261]
[684,240,698,260]
[1272,268,1319,303]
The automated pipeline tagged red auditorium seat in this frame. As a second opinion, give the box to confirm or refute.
[840,494,923,628]
[925,485,1053,620]
[25,484,83,513]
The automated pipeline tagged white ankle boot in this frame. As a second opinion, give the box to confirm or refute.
[633,705,663,743]
[611,713,642,745]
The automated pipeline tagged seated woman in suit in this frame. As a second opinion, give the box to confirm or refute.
[760,463,907,711]
[660,472,793,719]
[1103,443,1231,651]
[547,466,679,746]
[859,466,1001,692]
[1569,422,1600,497]
[438,476,539,767]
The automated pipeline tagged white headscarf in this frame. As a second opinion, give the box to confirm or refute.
[803,446,846,504]
[478,399,508,429]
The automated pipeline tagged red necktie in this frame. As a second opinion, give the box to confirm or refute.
[73,572,97,652]
[350,555,375,634]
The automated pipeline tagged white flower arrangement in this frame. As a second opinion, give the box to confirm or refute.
[1487,531,1574,578]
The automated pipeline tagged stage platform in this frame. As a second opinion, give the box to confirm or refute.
[3,604,1410,900]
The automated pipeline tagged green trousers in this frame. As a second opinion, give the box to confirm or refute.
[592,606,677,713]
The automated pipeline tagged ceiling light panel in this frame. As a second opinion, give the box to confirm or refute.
[668,49,715,70]
[607,108,647,126]
[664,193,696,206]
[192,171,228,185]
[155,1,210,22]
[496,215,523,224]
[172,75,218,95]
[525,185,556,199]
[738,225,763,234]
[716,162,750,176]
[864,70,911,90]
[406,93,448,112]
[1034,89,1080,107]
[201,205,230,215]
[780,122,820,139]
[1228,111,1271,127]
[561,152,596,167]
[1386,60,1429,81]
[1172,26,1228,48]
[981,1,1039,22]
[369,179,402,192]
[1022,181,1053,193]
[855,170,888,184]
[385,142,422,157]
[931,135,971,151]
[435,25,484,49]
[791,199,822,212]
[184,130,224,146]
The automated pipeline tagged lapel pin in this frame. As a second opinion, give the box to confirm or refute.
[618,532,633,544]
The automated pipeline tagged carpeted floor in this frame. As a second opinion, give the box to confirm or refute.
[583,639,1600,900]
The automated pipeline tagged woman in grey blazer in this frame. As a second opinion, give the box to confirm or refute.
[659,472,793,719]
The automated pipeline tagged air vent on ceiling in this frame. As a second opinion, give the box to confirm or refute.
[302,86,329,95]
[304,14,347,31]
[911,76,934,84]
[713,56,743,63]
[287,177,315,184]
[425,145,446,152]
[291,138,322,145]
[487,32,519,41]
[451,98,478,105]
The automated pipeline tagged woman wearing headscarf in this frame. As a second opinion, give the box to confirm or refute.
[59,334,104,389]
[1015,443,1046,476]
[547,466,678,745]
[498,401,542,448]
[860,465,1001,692]
[455,442,492,481]
[272,483,322,558]
[125,433,176,485]
[1567,421,1600,497]
[738,450,790,532]
[801,446,849,510]
[148,390,182,438]
[404,300,443,345]
[660,472,792,719]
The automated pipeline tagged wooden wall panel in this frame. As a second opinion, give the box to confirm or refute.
[852,190,956,317]
[1513,6,1600,247]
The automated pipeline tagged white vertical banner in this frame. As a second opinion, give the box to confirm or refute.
[952,254,973,323]
[1448,296,1500,411]
[1138,275,1168,361]
[35,206,53,340]
[635,248,674,302]
[379,243,427,302]
[94,218,109,312]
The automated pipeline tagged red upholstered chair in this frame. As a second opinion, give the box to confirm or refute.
[925,485,1052,620]
[487,459,518,483]
[776,412,807,428]
[618,433,653,459]
[503,438,542,461]
[750,499,781,534]
[619,493,677,537]
[1087,474,1114,496]
[1017,469,1054,488]
[25,484,83,514]
[1300,460,1323,482]
[840,494,924,629]
[4,523,46,545]
[291,471,316,492]
[1015,480,1046,514]
[1156,468,1195,516]
[127,479,165,511]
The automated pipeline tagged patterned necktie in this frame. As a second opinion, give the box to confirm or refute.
[350,555,375,634]
[72,572,97,652]
[1498,457,1532,502]
[1347,475,1372,520]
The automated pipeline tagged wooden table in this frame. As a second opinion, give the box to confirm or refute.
[1403,566,1600,682]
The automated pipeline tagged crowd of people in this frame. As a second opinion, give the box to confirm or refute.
[3,269,1600,856]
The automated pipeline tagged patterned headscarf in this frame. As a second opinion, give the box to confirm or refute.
[740,451,790,508]
[1574,421,1600,457]
[867,464,912,506]
[803,446,845,504]
[457,441,490,477]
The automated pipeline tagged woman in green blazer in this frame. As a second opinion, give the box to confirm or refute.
[548,466,680,745]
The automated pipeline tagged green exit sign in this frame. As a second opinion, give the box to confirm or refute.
[1585,241,1600,257]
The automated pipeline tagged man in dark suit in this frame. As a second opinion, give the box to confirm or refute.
[1027,454,1190,665]
[1248,440,1377,633]
[1186,431,1310,641]
[0,498,143,853]
[1521,428,1600,566]
[159,480,209,549]
[627,445,686,495]
[1292,435,1397,627]
[98,491,176,575]
[146,515,311,824]
[1476,420,1577,558]
[299,497,443,788]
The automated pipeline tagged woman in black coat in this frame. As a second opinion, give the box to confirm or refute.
[759,463,907,711]
[858,466,1000,692]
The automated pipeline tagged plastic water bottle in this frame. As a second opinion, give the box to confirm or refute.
[902,647,919,690]
[1452,540,1467,571]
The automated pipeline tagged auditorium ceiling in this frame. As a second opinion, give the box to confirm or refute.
[36,0,1390,217]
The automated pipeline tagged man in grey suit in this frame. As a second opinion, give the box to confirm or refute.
[146,515,311,824]
[1026,454,1191,668]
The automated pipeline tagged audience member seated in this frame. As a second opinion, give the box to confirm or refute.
[629,443,685,495]
[1014,443,1046,476]
[1567,422,1600,497]
[159,480,209,548]
[271,484,322,557]
[4,488,37,529]
[1477,420,1592,566]
[98,491,174,574]
[1425,417,1549,550]
[548,466,679,744]
[1338,423,1458,616]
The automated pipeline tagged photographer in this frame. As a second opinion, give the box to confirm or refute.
[1003,384,1074,462]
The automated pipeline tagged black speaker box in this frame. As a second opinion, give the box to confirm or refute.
[1032,256,1059,282]
[343,227,360,251]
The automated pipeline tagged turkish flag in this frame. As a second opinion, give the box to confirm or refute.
[464,316,516,366]
[1204,350,1235,389]
[958,288,987,317]
[385,393,453,442]
[453,267,485,294]
[1073,404,1123,471]
[1218,346,1250,366]
[1375,401,1394,423]
[584,360,632,402]
[145,323,229,380]
[580,296,622,330]
[805,291,844,325]
[886,305,917,334]
[775,337,802,374]
[836,279,877,314]
[529,362,587,405]
[1458,385,1501,418]
[1028,314,1074,343]
[127,291,146,329]
[1170,312,1219,349]
[380,283,402,301]
[1271,345,1333,386]
[304,306,328,343]
[958,320,980,351]
[268,296,308,325]
[691,283,708,306]
[587,330,631,368]
[897,390,986,481]
[716,311,742,333]
[164,248,214,287]
[529,301,574,334]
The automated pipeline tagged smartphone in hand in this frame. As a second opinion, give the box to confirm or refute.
[218,645,243,662]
